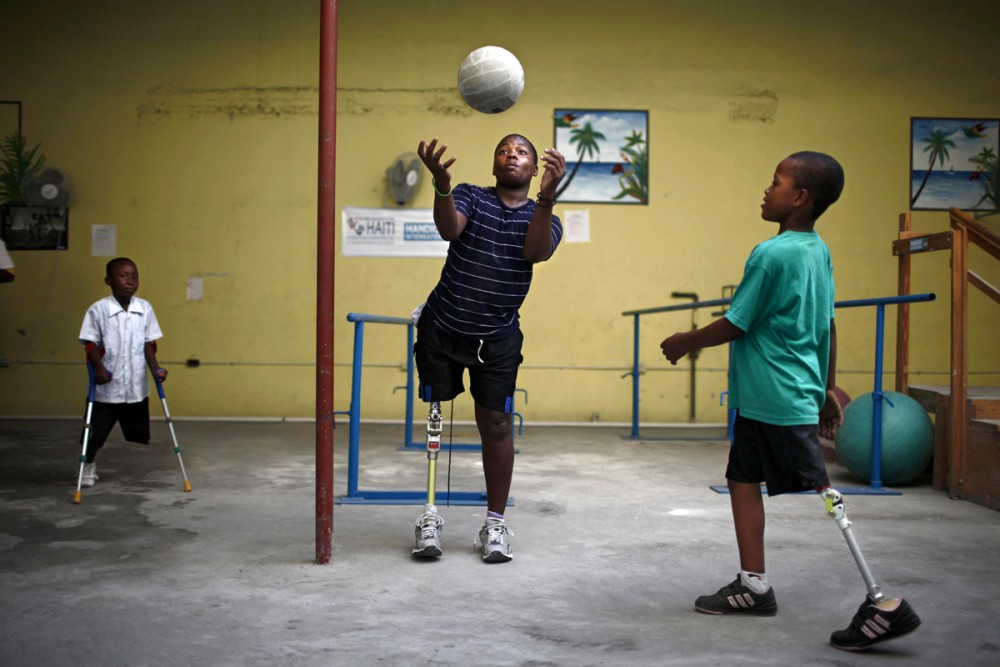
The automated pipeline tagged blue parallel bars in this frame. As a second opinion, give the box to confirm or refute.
[341,313,409,502]
[622,299,732,440]
[622,293,936,492]
[834,293,936,490]
[337,312,490,506]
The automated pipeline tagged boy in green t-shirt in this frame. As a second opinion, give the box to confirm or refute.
[660,151,920,651]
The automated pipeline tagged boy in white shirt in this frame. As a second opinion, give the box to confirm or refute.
[0,237,14,283]
[78,257,167,487]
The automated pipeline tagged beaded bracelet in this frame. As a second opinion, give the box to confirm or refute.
[432,178,453,197]
[535,194,555,208]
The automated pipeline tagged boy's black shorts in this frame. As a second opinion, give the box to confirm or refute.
[413,313,523,414]
[726,412,830,496]
[82,398,151,462]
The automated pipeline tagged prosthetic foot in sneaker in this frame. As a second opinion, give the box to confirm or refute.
[411,510,443,559]
[694,574,777,616]
[830,596,921,651]
[475,519,513,563]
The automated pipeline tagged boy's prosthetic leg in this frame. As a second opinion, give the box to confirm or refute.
[823,488,922,649]
[412,401,444,558]
[822,488,883,602]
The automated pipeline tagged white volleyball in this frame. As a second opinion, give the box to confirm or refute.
[457,46,524,114]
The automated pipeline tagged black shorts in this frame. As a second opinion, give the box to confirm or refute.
[82,399,151,462]
[726,412,830,496]
[413,313,523,414]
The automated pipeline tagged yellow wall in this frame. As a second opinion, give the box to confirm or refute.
[1,0,998,423]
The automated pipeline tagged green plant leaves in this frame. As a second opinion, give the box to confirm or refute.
[0,133,45,206]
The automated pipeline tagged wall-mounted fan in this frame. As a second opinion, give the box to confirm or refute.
[22,166,74,208]
[385,152,423,206]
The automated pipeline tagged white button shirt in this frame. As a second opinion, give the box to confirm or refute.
[0,238,13,271]
[79,295,164,404]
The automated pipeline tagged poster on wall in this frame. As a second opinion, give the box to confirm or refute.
[910,117,999,211]
[553,109,648,205]
[341,206,447,257]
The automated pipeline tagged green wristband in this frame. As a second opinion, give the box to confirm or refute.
[432,178,453,197]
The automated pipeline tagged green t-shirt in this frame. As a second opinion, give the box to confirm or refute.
[724,230,834,425]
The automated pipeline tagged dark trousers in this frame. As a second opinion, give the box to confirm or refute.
[81,399,151,463]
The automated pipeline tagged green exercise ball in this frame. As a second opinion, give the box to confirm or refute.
[834,391,934,485]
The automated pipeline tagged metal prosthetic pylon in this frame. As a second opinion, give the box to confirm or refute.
[425,400,442,510]
[822,488,884,603]
[412,401,444,558]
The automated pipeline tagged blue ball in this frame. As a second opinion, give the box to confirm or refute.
[834,391,934,485]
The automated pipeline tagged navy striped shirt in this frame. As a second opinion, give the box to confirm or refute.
[424,183,562,339]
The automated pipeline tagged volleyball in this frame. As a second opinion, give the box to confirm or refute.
[457,46,524,114]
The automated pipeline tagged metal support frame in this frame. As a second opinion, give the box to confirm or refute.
[624,294,936,494]
[336,312,495,506]
[622,298,731,441]
[338,314,522,453]
[834,294,935,492]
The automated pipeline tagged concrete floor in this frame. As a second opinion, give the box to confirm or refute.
[1,418,999,667]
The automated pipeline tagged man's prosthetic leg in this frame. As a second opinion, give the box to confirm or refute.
[822,488,922,650]
[412,401,445,558]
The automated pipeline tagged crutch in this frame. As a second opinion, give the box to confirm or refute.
[152,370,192,492]
[71,363,97,504]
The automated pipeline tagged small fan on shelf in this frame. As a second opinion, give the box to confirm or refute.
[385,152,423,206]
[22,166,74,208]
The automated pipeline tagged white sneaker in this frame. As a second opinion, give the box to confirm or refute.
[412,509,444,558]
[475,519,513,563]
[80,462,98,488]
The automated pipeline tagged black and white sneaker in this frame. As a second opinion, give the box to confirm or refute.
[830,596,921,651]
[694,575,777,616]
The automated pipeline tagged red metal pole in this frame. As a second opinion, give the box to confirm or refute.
[316,0,338,564]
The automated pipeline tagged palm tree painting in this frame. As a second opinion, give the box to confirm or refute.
[910,118,999,211]
[968,145,998,213]
[553,109,648,204]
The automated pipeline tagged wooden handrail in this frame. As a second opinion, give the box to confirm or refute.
[951,208,1000,261]
[894,208,999,501]
[968,270,1000,306]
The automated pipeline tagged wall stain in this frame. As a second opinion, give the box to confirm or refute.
[728,89,778,123]
[137,85,469,123]
[427,95,473,116]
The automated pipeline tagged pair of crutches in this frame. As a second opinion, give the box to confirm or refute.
[72,360,192,504]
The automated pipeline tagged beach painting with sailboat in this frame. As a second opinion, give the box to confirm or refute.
[910,117,999,211]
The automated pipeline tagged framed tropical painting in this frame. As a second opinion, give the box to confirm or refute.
[910,117,999,211]
[553,109,648,205]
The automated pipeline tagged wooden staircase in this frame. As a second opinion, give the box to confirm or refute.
[908,385,1000,510]
[894,209,1000,511]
